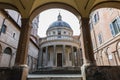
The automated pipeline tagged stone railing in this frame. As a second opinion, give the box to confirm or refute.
[40,35,80,44]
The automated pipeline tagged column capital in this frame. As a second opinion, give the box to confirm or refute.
[54,45,56,47]
[63,45,66,47]
[21,18,32,28]
[81,17,90,26]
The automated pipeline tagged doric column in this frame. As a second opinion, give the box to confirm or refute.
[38,47,43,68]
[15,18,32,66]
[71,46,75,66]
[81,17,96,65]
[45,46,48,66]
[53,45,56,66]
[63,45,66,65]
[77,48,81,66]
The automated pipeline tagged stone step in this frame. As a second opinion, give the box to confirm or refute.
[32,70,81,74]
[27,74,83,80]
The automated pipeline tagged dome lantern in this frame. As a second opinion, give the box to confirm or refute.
[58,13,62,21]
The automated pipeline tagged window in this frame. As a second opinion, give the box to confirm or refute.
[98,33,103,44]
[110,18,120,36]
[58,31,61,38]
[13,33,15,38]
[4,47,12,55]
[64,31,66,34]
[90,23,93,30]
[1,24,7,33]
[49,32,51,35]
[92,39,95,48]
[94,12,99,24]
[53,31,55,35]
[58,31,61,35]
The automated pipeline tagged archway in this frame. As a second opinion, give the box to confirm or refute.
[1,47,12,67]
[90,1,120,14]
[31,6,80,65]
[102,48,109,66]
[30,2,81,21]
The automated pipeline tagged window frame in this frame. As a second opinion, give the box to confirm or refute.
[110,17,120,36]
[1,24,7,33]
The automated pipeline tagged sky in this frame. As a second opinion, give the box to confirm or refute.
[38,8,80,38]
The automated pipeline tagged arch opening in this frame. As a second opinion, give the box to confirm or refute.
[30,2,81,21]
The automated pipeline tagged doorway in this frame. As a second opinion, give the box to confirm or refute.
[57,53,62,67]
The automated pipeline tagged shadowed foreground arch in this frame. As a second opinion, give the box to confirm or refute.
[90,1,120,14]
[30,2,81,21]
[0,2,19,13]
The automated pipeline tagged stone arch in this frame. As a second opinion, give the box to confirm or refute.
[30,2,81,21]
[4,47,12,55]
[94,52,100,65]
[102,48,109,66]
[90,1,120,14]
[106,47,110,65]
[96,51,100,65]
[106,47,114,66]
[99,50,104,65]
[94,52,98,65]
[1,47,12,67]
[116,41,120,65]
[0,2,19,13]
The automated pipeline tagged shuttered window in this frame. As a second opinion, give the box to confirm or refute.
[110,17,120,36]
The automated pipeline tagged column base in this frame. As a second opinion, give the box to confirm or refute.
[81,63,96,80]
[0,65,28,80]
[14,65,28,80]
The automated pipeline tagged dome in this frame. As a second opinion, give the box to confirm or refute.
[49,21,71,29]
[48,13,72,30]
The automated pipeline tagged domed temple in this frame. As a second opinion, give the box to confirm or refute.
[38,13,82,70]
